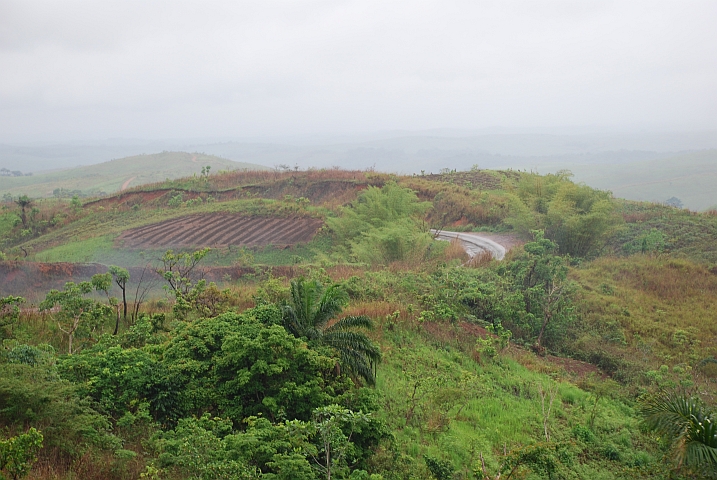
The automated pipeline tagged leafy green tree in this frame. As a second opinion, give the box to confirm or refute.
[160,311,352,424]
[327,182,433,264]
[226,416,316,478]
[0,296,24,339]
[151,415,257,480]
[310,405,370,480]
[424,455,454,480]
[282,277,381,385]
[504,231,574,352]
[0,362,118,458]
[59,341,179,426]
[40,281,113,354]
[641,392,717,475]
[506,173,620,257]
[0,427,43,480]
[156,248,211,318]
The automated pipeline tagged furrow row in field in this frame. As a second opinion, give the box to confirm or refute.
[125,216,190,237]
[279,223,319,244]
[210,217,261,246]
[121,219,195,246]
[238,218,276,245]
[173,215,233,247]
[118,214,322,249]
[267,220,305,244]
[129,222,194,247]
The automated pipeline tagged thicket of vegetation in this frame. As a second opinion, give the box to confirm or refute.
[1,166,717,479]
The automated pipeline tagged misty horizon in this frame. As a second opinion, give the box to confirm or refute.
[2,1,715,144]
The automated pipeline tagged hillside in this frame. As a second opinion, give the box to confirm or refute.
[0,151,270,198]
[564,149,717,211]
[2,167,717,479]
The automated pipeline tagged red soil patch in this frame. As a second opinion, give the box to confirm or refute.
[544,354,605,379]
[117,214,323,249]
[0,261,308,298]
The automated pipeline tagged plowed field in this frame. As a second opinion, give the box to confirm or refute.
[117,214,323,249]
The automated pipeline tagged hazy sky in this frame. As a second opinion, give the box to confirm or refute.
[1,1,715,141]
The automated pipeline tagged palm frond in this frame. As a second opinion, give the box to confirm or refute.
[284,277,381,386]
[337,346,378,385]
[325,315,373,332]
[642,392,717,469]
[323,330,381,363]
[642,393,699,439]
[685,441,717,469]
[313,284,348,329]
[290,277,319,327]
[281,304,302,337]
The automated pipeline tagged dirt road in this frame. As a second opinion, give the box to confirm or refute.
[120,176,136,191]
[432,230,507,260]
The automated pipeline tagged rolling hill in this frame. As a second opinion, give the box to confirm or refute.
[566,149,717,211]
[0,151,270,198]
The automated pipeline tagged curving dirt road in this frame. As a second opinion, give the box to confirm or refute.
[120,176,136,191]
[432,229,507,260]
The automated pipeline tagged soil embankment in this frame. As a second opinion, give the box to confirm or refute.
[0,261,307,300]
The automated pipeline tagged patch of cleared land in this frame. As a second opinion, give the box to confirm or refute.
[117,213,323,249]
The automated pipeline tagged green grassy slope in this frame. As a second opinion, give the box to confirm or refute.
[0,151,270,198]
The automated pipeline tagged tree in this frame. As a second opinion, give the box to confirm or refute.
[641,392,717,475]
[282,277,381,385]
[326,182,433,265]
[40,281,113,354]
[108,265,130,326]
[0,296,24,339]
[157,248,210,296]
[14,195,32,229]
[0,427,43,480]
[506,174,620,257]
[505,231,574,353]
[310,405,370,480]
[665,197,683,209]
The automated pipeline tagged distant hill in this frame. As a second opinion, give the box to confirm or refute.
[564,149,717,211]
[0,151,270,198]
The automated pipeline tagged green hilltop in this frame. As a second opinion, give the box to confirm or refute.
[0,151,270,199]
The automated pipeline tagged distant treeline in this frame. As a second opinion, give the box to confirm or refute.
[0,168,32,177]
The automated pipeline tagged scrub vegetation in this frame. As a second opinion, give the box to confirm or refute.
[1,165,716,479]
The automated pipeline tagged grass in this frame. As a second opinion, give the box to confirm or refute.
[569,254,717,394]
[607,199,717,264]
[34,235,117,263]
[369,306,663,478]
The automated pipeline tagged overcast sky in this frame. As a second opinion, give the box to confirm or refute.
[1,1,715,142]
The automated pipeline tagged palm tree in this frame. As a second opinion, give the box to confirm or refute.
[14,194,33,228]
[282,277,381,385]
[642,392,717,475]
